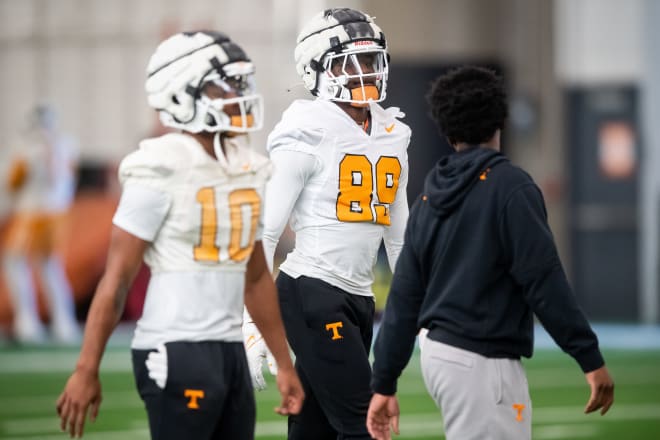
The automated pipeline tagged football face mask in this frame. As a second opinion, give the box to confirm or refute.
[197,67,263,134]
[318,47,388,106]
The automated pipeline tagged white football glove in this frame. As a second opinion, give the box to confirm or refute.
[243,310,278,391]
[145,343,168,389]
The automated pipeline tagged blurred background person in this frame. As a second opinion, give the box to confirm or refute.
[2,105,81,344]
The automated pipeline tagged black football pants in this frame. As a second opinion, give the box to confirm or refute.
[277,272,375,440]
[132,341,255,440]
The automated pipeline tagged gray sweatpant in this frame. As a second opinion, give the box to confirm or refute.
[419,332,532,440]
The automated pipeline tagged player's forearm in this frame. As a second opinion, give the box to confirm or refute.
[261,234,279,273]
[75,276,130,375]
[244,274,293,371]
[383,196,409,272]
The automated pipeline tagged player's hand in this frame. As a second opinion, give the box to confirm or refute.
[584,365,614,415]
[243,319,277,391]
[274,366,304,416]
[56,368,102,438]
[367,393,400,440]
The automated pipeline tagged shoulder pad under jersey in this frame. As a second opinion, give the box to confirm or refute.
[267,100,326,154]
[118,133,191,186]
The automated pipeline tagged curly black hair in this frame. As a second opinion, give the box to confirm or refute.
[426,66,508,146]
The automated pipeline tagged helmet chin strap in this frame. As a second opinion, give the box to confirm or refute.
[213,132,224,160]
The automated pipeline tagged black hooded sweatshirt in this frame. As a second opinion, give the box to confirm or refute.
[372,146,604,395]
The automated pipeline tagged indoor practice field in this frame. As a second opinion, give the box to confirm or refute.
[0,336,658,439]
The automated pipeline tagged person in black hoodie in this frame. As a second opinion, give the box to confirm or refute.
[366,66,614,440]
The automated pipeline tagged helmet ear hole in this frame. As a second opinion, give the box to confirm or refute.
[172,95,180,104]
[309,59,324,72]
[206,113,217,126]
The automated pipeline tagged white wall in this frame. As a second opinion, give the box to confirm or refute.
[555,0,644,84]
[0,0,366,163]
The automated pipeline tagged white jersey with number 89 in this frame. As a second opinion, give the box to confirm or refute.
[263,99,410,296]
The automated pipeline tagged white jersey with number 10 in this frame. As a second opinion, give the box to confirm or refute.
[113,133,271,349]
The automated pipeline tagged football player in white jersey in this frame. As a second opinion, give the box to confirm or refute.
[56,31,303,439]
[244,8,411,440]
[3,106,80,344]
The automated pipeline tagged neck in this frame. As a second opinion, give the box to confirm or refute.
[185,130,221,158]
[334,101,370,125]
[453,130,501,152]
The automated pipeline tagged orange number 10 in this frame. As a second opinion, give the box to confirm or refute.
[194,187,261,263]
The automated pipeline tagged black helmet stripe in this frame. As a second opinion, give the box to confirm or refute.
[220,42,250,63]
[343,21,376,39]
[148,31,249,78]
[184,30,230,43]
[324,8,368,24]
[300,8,371,44]
[148,40,217,78]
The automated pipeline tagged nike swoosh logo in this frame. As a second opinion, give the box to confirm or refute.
[246,334,264,350]
[246,335,255,347]
[385,123,395,133]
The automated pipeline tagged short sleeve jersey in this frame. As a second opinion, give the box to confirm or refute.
[113,133,271,349]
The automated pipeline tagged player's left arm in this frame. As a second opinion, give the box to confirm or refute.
[244,241,304,414]
[262,149,317,271]
[383,154,409,271]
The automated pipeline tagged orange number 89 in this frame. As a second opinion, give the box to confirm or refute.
[336,154,401,225]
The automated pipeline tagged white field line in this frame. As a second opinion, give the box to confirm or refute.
[534,424,599,439]
[533,404,660,423]
[528,366,660,387]
[396,362,660,388]
[1,428,150,440]
[3,403,659,438]
[0,351,132,373]
[0,424,600,440]
[0,390,142,415]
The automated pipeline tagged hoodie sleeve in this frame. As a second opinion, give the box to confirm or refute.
[372,199,426,395]
[499,183,604,372]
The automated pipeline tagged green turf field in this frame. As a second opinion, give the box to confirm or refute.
[0,347,658,439]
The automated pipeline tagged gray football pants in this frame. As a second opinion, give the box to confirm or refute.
[419,333,532,440]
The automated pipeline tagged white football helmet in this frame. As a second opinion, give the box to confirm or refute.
[295,8,388,106]
[145,31,263,134]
